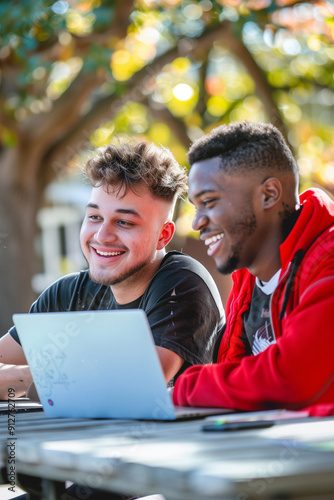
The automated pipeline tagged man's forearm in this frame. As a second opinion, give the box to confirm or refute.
[0,363,33,399]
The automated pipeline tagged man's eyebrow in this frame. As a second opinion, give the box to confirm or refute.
[86,203,142,218]
[115,208,142,218]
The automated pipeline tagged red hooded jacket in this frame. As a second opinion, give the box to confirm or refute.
[173,189,334,412]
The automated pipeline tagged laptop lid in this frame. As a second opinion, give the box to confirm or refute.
[13,310,178,420]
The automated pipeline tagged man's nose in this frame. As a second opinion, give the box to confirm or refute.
[95,222,117,242]
[192,211,209,232]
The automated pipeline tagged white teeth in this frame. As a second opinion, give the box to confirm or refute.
[204,233,224,246]
[96,250,122,256]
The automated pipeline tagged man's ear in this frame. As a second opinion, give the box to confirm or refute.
[260,177,283,209]
[157,221,175,250]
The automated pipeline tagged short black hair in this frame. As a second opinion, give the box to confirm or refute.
[187,121,299,178]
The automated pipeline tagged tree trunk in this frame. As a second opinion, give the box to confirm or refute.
[0,149,40,334]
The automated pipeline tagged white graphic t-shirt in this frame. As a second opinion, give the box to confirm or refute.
[243,270,281,355]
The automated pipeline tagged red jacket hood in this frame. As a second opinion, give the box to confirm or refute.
[280,188,334,269]
[230,188,334,291]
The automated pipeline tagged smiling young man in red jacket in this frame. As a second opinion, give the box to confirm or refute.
[173,121,334,414]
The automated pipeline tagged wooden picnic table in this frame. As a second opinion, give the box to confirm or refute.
[1,409,334,500]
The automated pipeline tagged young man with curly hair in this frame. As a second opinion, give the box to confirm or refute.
[0,139,225,396]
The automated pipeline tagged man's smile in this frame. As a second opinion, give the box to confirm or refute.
[93,248,124,257]
[204,232,224,257]
[204,233,224,246]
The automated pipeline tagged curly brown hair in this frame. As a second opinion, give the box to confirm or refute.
[85,138,188,202]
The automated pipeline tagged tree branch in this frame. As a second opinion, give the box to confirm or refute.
[22,72,101,145]
[0,110,19,135]
[39,20,286,186]
[17,0,136,172]
[220,21,286,136]
[195,52,209,117]
[39,23,234,183]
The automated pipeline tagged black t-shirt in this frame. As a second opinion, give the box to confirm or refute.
[242,272,280,356]
[10,251,225,379]
[243,285,274,355]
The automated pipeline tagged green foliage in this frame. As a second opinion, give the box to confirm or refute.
[1,0,334,203]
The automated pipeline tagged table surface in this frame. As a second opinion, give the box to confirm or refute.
[1,409,334,500]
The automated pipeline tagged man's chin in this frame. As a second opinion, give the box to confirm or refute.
[88,270,118,286]
[216,256,238,275]
[88,259,150,287]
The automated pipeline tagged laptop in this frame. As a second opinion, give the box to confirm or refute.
[13,310,230,420]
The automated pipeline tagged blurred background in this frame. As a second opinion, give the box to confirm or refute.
[0,0,333,334]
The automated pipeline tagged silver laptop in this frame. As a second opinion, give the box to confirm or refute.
[13,310,229,420]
